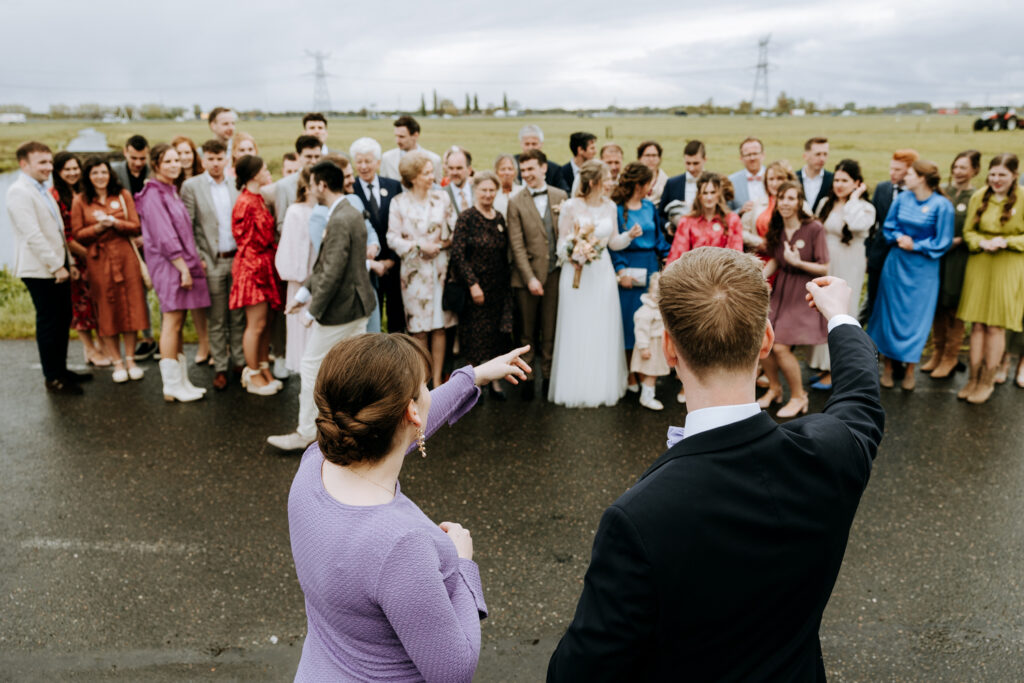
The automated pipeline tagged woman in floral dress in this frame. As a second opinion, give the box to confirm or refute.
[387,151,457,387]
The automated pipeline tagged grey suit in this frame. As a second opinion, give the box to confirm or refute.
[181,173,244,372]
[262,172,300,234]
[304,200,376,326]
[446,181,473,217]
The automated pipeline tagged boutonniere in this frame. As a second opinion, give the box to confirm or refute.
[110,200,120,210]
[956,203,967,212]
[552,201,563,217]
[380,188,388,197]
[795,239,805,249]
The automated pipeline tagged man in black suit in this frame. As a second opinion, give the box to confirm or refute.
[548,248,885,681]
[349,136,404,332]
[861,148,918,325]
[560,131,596,191]
[797,136,834,211]
[658,139,707,231]
[515,124,568,192]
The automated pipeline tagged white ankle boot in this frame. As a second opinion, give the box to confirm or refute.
[178,353,207,395]
[159,358,204,402]
[639,384,664,411]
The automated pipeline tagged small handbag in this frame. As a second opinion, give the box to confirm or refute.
[130,239,153,290]
[442,276,467,314]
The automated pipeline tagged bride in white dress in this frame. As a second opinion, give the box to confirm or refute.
[549,160,640,407]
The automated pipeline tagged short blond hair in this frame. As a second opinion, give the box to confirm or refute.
[398,150,431,189]
[658,247,769,378]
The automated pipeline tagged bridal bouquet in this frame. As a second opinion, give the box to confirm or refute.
[560,216,608,288]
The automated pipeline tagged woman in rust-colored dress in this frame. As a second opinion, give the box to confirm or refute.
[71,156,149,382]
[52,151,106,365]
[230,154,283,395]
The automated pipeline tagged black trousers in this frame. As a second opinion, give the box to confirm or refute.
[379,268,406,334]
[22,277,71,381]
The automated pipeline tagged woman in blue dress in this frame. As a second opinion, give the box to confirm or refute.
[867,160,954,390]
[611,162,671,391]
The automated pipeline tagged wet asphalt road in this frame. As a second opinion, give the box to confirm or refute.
[1,339,1022,681]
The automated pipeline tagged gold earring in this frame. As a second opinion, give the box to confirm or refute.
[417,427,427,458]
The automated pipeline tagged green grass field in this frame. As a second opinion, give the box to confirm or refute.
[2,114,1021,339]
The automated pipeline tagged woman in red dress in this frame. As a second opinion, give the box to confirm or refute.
[665,172,743,264]
[52,151,107,366]
[230,155,283,395]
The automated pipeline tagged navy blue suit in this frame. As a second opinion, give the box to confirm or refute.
[549,323,885,682]
[797,169,834,212]
[657,173,690,222]
[352,176,404,332]
[560,162,577,194]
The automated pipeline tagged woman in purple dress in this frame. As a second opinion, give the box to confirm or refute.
[288,335,529,682]
[760,181,830,418]
[135,144,211,402]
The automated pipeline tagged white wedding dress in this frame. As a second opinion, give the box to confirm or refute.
[548,198,631,407]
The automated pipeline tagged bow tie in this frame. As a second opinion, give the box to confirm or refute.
[531,190,547,197]
[747,175,762,182]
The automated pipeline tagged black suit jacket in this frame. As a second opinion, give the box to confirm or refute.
[866,181,897,270]
[658,172,690,220]
[548,323,885,682]
[351,176,402,262]
[797,169,834,212]
[560,162,577,194]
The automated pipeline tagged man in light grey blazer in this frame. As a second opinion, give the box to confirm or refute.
[380,115,442,183]
[181,139,244,390]
[267,158,376,452]
[6,141,85,394]
[727,136,767,217]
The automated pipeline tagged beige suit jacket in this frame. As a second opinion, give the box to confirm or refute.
[506,184,568,287]
[181,172,239,267]
[6,173,71,278]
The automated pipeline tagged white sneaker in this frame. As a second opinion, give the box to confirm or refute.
[626,383,640,394]
[272,357,289,380]
[640,395,664,411]
[112,368,129,383]
[640,385,664,411]
[267,432,313,451]
[127,365,144,381]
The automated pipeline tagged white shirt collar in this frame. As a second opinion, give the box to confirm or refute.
[206,172,227,186]
[666,402,761,447]
[327,196,346,216]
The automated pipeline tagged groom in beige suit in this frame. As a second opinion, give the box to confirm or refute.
[181,139,244,390]
[507,149,568,400]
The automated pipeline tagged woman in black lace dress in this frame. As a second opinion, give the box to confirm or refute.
[450,171,514,398]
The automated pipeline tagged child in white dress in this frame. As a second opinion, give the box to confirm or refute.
[631,272,670,410]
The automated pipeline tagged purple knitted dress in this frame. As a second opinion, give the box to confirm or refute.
[288,367,486,682]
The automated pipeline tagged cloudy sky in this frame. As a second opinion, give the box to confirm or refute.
[3,0,1022,112]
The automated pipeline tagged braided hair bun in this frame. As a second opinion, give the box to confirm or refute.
[314,334,432,466]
